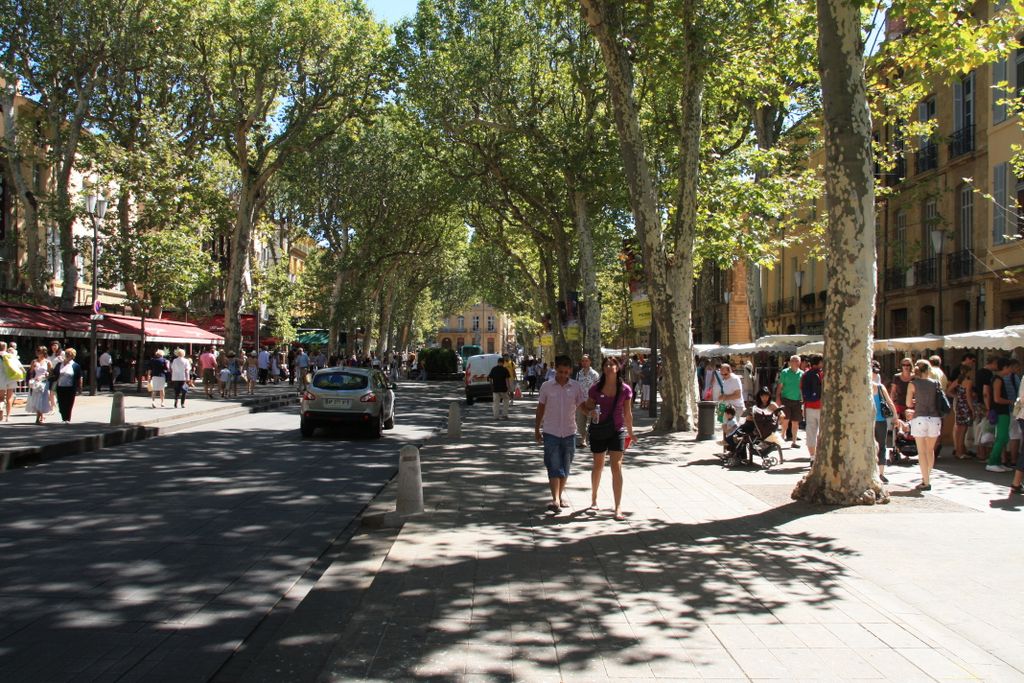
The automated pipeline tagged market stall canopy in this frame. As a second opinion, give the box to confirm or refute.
[874,334,944,352]
[755,334,822,349]
[796,341,824,355]
[695,344,731,358]
[943,326,1024,351]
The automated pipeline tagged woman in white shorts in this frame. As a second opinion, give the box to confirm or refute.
[906,359,942,492]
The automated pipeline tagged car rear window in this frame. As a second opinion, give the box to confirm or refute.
[313,373,368,390]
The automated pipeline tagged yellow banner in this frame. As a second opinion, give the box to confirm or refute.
[631,299,652,329]
[564,325,581,341]
[540,333,554,347]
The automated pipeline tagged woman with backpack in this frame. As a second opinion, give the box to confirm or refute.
[905,359,944,491]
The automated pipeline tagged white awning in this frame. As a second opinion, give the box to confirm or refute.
[755,334,822,348]
[874,335,944,352]
[797,341,824,355]
[943,326,1024,351]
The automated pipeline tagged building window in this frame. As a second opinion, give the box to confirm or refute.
[958,184,973,250]
[952,300,971,333]
[922,197,939,257]
[993,56,1009,124]
[472,315,480,331]
[916,96,938,173]
[1017,45,1024,99]
[457,315,465,331]
[456,337,464,348]
[487,338,495,354]
[895,210,907,266]
[994,162,1010,245]
[950,72,974,158]
[487,315,495,332]
[891,308,909,337]
[920,305,935,335]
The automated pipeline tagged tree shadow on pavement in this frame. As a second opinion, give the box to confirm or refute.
[0,382,455,683]
[312,405,860,681]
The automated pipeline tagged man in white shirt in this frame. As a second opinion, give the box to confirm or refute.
[574,355,601,447]
[296,347,310,390]
[535,355,588,514]
[257,347,270,385]
[99,348,114,391]
[711,363,745,441]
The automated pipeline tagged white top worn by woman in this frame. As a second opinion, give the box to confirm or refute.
[171,357,191,382]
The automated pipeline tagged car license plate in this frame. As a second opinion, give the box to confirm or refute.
[325,399,350,408]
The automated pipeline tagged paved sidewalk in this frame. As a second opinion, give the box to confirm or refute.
[294,398,1024,682]
[0,382,298,468]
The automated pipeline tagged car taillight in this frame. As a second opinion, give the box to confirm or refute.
[303,391,316,401]
[360,393,377,403]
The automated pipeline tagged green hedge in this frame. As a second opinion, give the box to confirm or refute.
[419,347,459,376]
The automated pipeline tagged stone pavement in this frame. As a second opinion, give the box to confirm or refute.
[271,398,1024,682]
[0,382,298,469]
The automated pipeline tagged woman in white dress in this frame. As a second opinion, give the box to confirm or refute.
[246,351,258,395]
[27,346,52,424]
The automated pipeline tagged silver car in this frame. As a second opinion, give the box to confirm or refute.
[300,367,396,438]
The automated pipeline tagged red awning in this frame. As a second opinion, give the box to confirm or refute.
[0,303,70,338]
[168,313,256,338]
[108,314,225,346]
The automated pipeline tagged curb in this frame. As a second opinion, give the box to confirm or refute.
[1,392,299,472]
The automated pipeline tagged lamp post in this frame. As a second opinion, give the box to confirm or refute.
[794,270,804,334]
[931,229,944,335]
[85,193,107,396]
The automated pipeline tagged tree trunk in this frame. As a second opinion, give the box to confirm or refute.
[224,180,261,353]
[0,92,44,297]
[54,171,79,310]
[579,0,697,431]
[377,288,395,359]
[792,0,887,506]
[571,189,601,360]
[327,269,345,357]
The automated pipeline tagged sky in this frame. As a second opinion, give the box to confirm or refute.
[365,0,419,24]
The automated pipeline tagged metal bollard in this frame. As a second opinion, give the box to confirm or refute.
[448,401,462,439]
[110,391,125,426]
[396,445,424,516]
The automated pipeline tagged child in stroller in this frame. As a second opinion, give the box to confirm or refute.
[723,387,786,469]
[889,408,917,465]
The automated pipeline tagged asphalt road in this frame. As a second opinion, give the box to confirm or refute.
[0,380,459,683]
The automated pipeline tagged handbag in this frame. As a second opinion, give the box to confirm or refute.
[935,383,951,417]
[877,384,893,418]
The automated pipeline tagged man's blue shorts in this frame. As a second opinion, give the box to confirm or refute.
[543,433,575,479]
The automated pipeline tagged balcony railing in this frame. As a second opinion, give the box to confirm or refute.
[884,267,907,291]
[916,142,938,174]
[948,124,975,160]
[914,256,938,286]
[947,248,974,280]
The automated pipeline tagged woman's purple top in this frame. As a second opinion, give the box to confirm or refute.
[589,381,633,432]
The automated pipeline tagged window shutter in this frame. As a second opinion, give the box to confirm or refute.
[953,81,963,131]
[994,58,1008,123]
[994,163,1007,245]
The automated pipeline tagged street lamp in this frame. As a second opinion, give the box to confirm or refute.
[794,270,804,334]
[931,228,944,335]
[85,192,107,397]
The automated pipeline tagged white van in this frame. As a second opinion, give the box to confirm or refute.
[464,353,503,404]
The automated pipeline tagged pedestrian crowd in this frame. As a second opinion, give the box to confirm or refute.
[0,340,85,424]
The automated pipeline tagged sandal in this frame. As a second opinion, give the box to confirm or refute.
[559,500,569,508]
[614,512,627,521]
[546,503,559,513]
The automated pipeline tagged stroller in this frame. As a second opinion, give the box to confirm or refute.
[888,423,918,465]
[723,407,786,470]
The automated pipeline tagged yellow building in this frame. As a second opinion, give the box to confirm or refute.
[765,2,1023,343]
[436,302,515,355]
